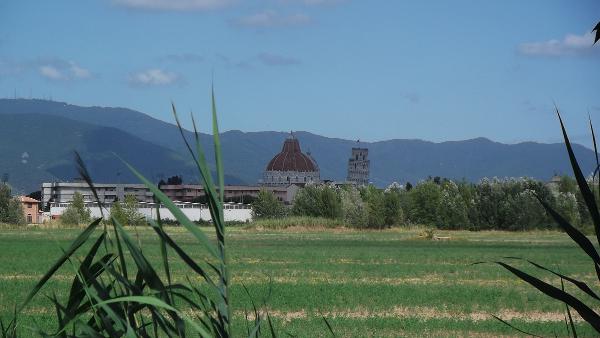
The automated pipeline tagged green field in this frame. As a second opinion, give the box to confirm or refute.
[0,226,597,337]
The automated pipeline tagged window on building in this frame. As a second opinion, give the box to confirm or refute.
[27,203,32,208]
[27,214,32,223]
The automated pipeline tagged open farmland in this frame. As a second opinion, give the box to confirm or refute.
[0,227,596,337]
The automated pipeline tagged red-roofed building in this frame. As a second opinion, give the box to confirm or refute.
[19,196,40,224]
[261,135,320,186]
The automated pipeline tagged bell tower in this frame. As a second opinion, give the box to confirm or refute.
[347,141,369,186]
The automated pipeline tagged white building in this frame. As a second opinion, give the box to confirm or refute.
[42,182,155,206]
[49,201,252,223]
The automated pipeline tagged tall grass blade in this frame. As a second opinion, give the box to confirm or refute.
[19,218,101,312]
[322,316,336,337]
[589,115,600,203]
[148,219,217,289]
[557,110,600,246]
[211,86,225,205]
[189,113,222,237]
[74,151,104,217]
[537,197,600,280]
[96,296,213,338]
[562,278,578,338]
[65,232,108,313]
[493,261,600,331]
[155,210,172,287]
[503,256,600,301]
[119,156,218,258]
[490,315,543,338]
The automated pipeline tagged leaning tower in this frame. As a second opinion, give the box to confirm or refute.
[347,144,370,186]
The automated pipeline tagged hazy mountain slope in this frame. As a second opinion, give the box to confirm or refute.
[0,114,198,194]
[0,99,595,191]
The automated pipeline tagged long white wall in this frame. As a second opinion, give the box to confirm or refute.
[50,202,252,223]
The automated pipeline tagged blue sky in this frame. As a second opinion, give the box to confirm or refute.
[1,0,599,145]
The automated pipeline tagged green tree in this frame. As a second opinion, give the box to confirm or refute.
[339,186,368,228]
[436,180,470,229]
[320,185,342,219]
[0,183,25,225]
[109,200,127,225]
[558,175,577,194]
[252,189,287,219]
[361,185,386,229]
[407,180,441,226]
[383,189,404,226]
[554,191,581,228]
[123,194,144,226]
[110,195,144,226]
[61,192,91,225]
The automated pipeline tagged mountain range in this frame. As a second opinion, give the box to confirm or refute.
[0,98,594,195]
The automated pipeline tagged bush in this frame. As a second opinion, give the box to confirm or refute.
[252,189,287,219]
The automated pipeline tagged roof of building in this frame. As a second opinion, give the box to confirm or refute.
[266,138,318,172]
[19,196,40,203]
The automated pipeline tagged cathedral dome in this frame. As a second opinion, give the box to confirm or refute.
[266,138,318,172]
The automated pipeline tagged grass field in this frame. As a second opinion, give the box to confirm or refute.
[0,226,597,337]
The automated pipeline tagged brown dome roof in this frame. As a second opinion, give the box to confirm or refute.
[266,138,318,172]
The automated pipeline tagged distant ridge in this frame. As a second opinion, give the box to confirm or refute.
[0,99,595,194]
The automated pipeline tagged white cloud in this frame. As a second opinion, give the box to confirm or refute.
[257,52,300,66]
[113,0,233,11]
[128,68,181,86]
[234,10,311,28]
[38,61,91,81]
[70,63,91,79]
[39,65,63,80]
[518,31,598,57]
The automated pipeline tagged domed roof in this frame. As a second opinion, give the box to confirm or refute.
[266,137,318,172]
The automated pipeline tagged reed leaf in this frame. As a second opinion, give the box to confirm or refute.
[19,218,101,312]
[556,110,600,246]
[502,256,600,301]
[119,156,219,258]
[493,261,600,331]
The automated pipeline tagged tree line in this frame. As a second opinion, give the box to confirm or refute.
[252,175,590,231]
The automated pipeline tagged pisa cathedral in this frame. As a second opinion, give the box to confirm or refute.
[261,135,370,187]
